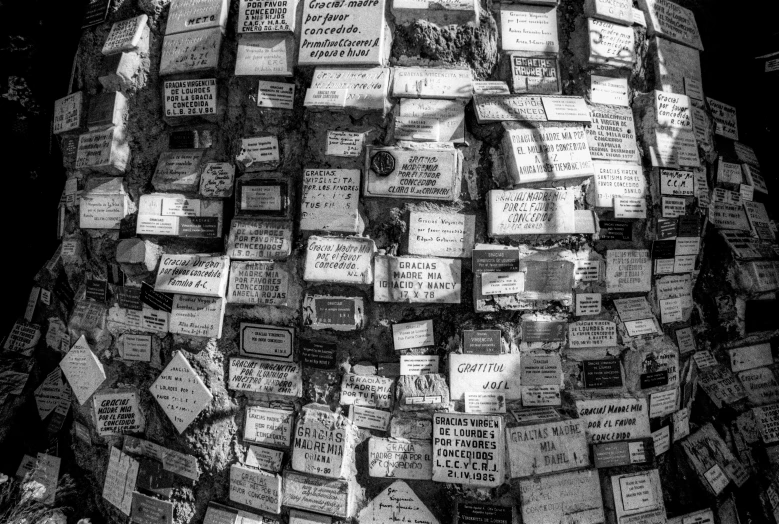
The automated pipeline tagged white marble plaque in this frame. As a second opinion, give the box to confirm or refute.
[350,405,391,431]
[75,127,128,174]
[502,125,593,184]
[392,68,472,99]
[368,438,433,480]
[155,254,229,298]
[244,406,294,446]
[34,369,70,420]
[568,320,617,348]
[710,202,750,231]
[300,169,361,234]
[518,469,605,524]
[589,18,635,67]
[655,90,691,129]
[102,15,148,55]
[228,358,302,397]
[80,194,127,229]
[576,398,651,443]
[53,92,83,134]
[298,0,387,66]
[238,0,296,32]
[93,390,144,436]
[169,295,226,338]
[707,97,738,140]
[59,336,106,405]
[226,219,292,260]
[103,447,139,516]
[364,146,461,201]
[303,236,375,284]
[448,353,522,401]
[237,136,280,168]
[506,419,589,478]
[393,320,434,350]
[164,79,217,118]
[638,0,703,50]
[576,293,602,315]
[257,80,295,109]
[432,413,504,487]
[591,75,629,106]
[605,249,651,293]
[586,105,639,162]
[407,212,475,258]
[473,94,547,123]
[541,96,591,122]
[160,28,222,76]
[464,392,507,413]
[614,197,646,218]
[399,99,466,143]
[340,373,393,408]
[307,68,390,113]
[585,0,633,25]
[166,0,229,35]
[229,464,282,514]
[358,481,438,524]
[235,34,294,76]
[384,257,461,304]
[728,343,773,373]
[227,261,288,306]
[240,322,295,362]
[401,355,439,375]
[292,408,356,479]
[282,471,353,518]
[590,162,646,208]
[660,169,694,196]
[612,469,665,520]
[500,6,559,53]
[488,188,576,236]
[326,130,365,156]
[150,351,213,433]
[246,445,284,472]
[200,162,234,197]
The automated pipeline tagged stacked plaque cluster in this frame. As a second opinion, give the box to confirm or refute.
[4,0,778,522]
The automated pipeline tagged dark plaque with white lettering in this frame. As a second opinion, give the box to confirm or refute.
[179,217,219,238]
[61,136,79,166]
[599,220,632,241]
[457,502,513,524]
[677,215,701,237]
[656,218,677,240]
[136,457,174,498]
[593,438,654,468]
[169,130,197,149]
[86,278,108,303]
[472,250,520,273]
[300,340,337,369]
[746,299,779,333]
[82,0,110,28]
[582,360,623,389]
[462,330,502,354]
[117,286,143,311]
[140,282,173,313]
[119,214,138,240]
[522,320,566,342]
[640,370,669,389]
[54,273,75,311]
[651,240,676,259]
[235,178,289,218]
